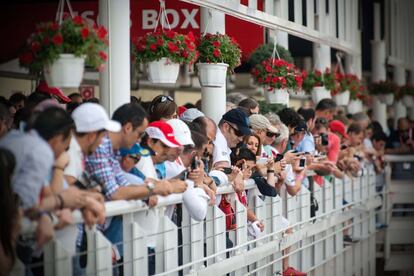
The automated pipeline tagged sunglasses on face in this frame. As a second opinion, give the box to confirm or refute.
[150,95,174,113]
[128,154,140,163]
[266,131,280,138]
[227,122,244,137]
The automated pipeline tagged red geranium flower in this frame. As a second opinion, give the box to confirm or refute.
[212,41,221,47]
[165,30,176,39]
[52,34,63,45]
[213,48,220,58]
[167,42,178,53]
[50,22,59,31]
[265,65,272,73]
[157,38,163,46]
[150,44,157,51]
[30,41,41,52]
[43,37,50,45]
[73,16,83,25]
[99,51,108,61]
[182,50,189,58]
[187,31,195,42]
[97,26,108,40]
[81,27,89,39]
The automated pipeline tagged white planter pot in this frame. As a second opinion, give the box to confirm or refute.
[311,86,331,104]
[333,90,350,106]
[289,90,306,97]
[44,54,85,88]
[402,95,414,108]
[147,57,180,84]
[265,89,289,105]
[378,93,394,105]
[197,62,228,87]
[347,99,363,114]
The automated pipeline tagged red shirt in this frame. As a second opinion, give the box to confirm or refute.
[327,132,340,164]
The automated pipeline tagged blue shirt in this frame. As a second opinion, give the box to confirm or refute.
[155,162,167,179]
[296,133,315,154]
[0,130,54,209]
[85,134,129,200]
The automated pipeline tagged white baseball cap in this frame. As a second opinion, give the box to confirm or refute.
[167,119,194,146]
[145,121,181,148]
[180,108,205,122]
[72,103,121,133]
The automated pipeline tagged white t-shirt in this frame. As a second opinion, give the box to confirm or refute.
[212,128,231,166]
[165,158,186,179]
[64,135,84,180]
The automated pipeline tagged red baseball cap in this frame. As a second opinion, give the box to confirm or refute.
[329,120,349,139]
[145,121,181,148]
[177,106,187,117]
[36,81,71,103]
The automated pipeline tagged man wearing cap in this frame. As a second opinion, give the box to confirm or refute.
[180,108,205,122]
[329,120,349,142]
[297,108,317,154]
[249,114,279,158]
[213,108,251,168]
[85,104,176,260]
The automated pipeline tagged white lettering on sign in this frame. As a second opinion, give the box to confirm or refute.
[142,9,199,30]
[181,9,198,29]
[161,9,179,29]
[142,10,157,29]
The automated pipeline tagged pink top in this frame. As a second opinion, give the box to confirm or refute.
[327,132,340,164]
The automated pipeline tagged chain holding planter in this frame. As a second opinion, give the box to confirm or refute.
[133,0,197,84]
[19,0,108,88]
[250,35,303,105]
[332,52,350,106]
[196,10,241,88]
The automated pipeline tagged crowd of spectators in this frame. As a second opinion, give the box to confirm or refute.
[0,83,412,276]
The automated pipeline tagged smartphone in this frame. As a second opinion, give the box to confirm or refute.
[274,154,284,162]
[190,156,198,170]
[173,170,188,181]
[299,158,306,168]
[222,167,233,174]
[256,157,268,165]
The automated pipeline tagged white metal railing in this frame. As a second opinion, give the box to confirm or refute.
[12,164,383,276]
[378,155,414,272]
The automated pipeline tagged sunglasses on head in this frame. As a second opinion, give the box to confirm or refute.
[227,122,244,137]
[150,95,174,113]
[266,131,280,138]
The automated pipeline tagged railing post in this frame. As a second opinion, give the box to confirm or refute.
[182,204,204,274]
[85,227,113,276]
[205,205,226,266]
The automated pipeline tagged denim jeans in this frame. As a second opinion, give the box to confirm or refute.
[103,215,124,256]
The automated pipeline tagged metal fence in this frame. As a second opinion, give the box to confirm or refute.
[12,163,384,276]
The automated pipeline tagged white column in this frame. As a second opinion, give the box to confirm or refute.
[99,0,131,116]
[200,8,226,124]
[371,2,388,133]
[393,66,407,126]
[275,0,289,49]
[313,44,331,71]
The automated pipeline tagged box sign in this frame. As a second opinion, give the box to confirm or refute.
[0,0,263,63]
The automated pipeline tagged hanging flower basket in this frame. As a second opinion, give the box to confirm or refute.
[312,86,331,104]
[147,57,180,84]
[19,17,109,88]
[134,30,198,84]
[400,85,414,108]
[197,63,229,87]
[333,90,350,106]
[264,88,289,105]
[369,80,398,105]
[348,99,363,114]
[196,33,241,88]
[44,54,85,87]
[251,58,302,104]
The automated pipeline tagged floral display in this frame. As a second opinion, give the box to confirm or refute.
[335,73,365,100]
[196,33,241,74]
[19,16,108,73]
[251,58,303,92]
[134,30,198,65]
[369,80,399,95]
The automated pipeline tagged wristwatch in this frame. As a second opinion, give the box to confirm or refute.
[146,182,155,197]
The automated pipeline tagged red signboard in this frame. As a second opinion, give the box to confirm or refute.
[0,0,264,63]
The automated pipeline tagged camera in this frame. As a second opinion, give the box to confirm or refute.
[222,167,233,174]
[74,171,102,190]
[299,158,306,168]
[190,156,199,170]
[274,154,284,162]
[320,133,329,146]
